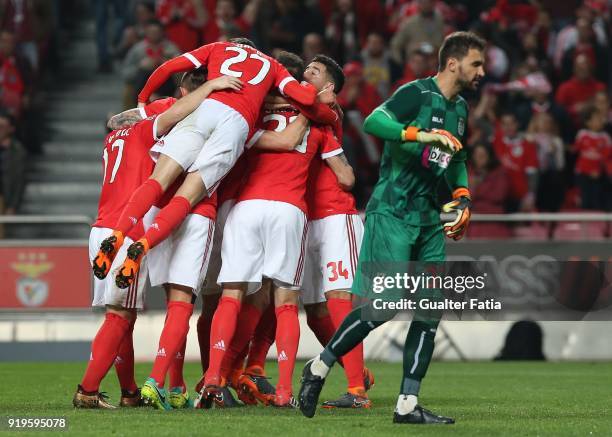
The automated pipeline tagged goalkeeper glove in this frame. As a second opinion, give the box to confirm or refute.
[401,126,463,153]
[442,187,471,240]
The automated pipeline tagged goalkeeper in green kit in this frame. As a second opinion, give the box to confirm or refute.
[298,32,486,424]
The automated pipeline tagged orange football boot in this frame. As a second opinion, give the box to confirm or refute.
[363,367,375,391]
[115,239,149,289]
[92,231,124,279]
[238,366,275,405]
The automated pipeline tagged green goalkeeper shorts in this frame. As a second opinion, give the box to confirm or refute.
[352,212,445,299]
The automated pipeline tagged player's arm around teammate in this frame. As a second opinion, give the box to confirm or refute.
[252,113,310,151]
[323,151,355,191]
[92,73,241,281]
[154,76,243,136]
[143,75,245,192]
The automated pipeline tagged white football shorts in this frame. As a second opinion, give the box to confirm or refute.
[201,199,235,296]
[150,99,249,196]
[89,227,148,310]
[218,199,308,294]
[146,209,215,294]
[301,214,364,305]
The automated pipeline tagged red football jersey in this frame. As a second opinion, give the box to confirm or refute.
[138,41,316,128]
[237,108,342,213]
[574,129,612,177]
[306,116,357,220]
[183,42,300,127]
[141,97,176,118]
[93,118,159,239]
[493,130,539,200]
[306,157,358,220]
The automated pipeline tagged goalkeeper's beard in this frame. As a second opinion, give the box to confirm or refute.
[457,67,480,91]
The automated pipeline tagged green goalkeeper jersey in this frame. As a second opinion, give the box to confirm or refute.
[363,76,469,226]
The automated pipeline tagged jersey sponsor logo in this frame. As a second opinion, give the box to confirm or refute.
[431,108,446,127]
[426,146,451,169]
[458,117,465,136]
[157,347,166,357]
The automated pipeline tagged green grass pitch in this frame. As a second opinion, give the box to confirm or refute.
[2,361,611,436]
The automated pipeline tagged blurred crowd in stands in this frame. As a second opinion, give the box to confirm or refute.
[2,0,611,239]
[0,0,68,219]
[104,0,612,222]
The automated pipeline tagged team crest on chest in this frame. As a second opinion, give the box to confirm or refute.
[458,117,465,136]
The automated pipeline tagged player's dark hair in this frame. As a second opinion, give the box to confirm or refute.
[311,54,344,93]
[179,67,208,91]
[275,51,305,81]
[229,37,256,48]
[438,31,486,72]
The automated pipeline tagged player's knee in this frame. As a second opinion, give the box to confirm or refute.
[326,289,352,301]
[176,172,206,205]
[151,156,183,190]
[274,288,299,306]
[106,305,137,322]
[221,283,246,301]
[166,284,194,303]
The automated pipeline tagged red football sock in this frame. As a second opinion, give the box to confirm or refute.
[197,313,213,373]
[306,312,336,346]
[149,301,193,387]
[81,313,131,392]
[328,297,365,389]
[233,343,249,374]
[220,303,262,379]
[168,339,187,391]
[115,179,163,235]
[114,319,137,392]
[142,196,191,249]
[274,304,300,398]
[205,296,241,386]
[228,344,248,388]
[246,304,276,370]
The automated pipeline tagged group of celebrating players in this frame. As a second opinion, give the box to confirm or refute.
[74,37,375,411]
[73,29,483,425]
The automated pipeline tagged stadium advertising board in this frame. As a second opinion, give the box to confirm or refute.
[0,246,91,310]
